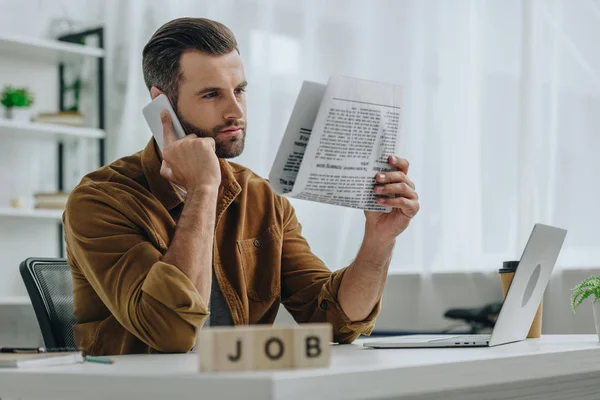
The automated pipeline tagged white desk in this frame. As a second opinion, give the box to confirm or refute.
[1,335,599,400]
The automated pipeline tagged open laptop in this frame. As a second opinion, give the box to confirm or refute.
[364,223,567,349]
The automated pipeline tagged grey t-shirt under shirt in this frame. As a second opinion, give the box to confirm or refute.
[207,268,234,326]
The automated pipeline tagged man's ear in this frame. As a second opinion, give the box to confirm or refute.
[149,86,164,100]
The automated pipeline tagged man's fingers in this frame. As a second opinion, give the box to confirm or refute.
[375,171,415,189]
[375,182,418,199]
[161,110,177,148]
[375,197,420,218]
[388,155,410,174]
[181,133,198,141]
[159,159,174,181]
[205,137,216,152]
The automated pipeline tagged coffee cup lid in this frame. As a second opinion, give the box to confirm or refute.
[499,260,519,273]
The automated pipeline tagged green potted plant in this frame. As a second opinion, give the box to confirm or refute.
[1,86,34,121]
[571,275,600,341]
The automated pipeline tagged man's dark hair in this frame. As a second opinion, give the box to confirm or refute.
[142,17,238,104]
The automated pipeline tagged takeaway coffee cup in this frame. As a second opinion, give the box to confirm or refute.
[499,261,543,338]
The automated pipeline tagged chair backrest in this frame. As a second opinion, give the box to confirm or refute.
[19,257,77,349]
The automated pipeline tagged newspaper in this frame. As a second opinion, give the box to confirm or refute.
[269,76,403,212]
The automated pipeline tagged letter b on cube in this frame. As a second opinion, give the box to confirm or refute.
[292,323,332,369]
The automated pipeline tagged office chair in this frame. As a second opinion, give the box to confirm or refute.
[443,302,502,334]
[19,257,77,349]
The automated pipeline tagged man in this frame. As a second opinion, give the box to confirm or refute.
[63,17,419,356]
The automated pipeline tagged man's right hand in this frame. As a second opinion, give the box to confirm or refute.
[159,110,221,193]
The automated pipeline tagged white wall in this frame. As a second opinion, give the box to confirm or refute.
[375,269,600,335]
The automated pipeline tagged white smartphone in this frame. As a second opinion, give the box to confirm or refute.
[142,94,186,151]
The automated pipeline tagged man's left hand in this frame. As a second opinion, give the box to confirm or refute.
[364,155,420,242]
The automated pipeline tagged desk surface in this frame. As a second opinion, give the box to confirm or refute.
[1,335,600,400]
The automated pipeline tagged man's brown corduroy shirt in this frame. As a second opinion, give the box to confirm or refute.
[63,138,380,356]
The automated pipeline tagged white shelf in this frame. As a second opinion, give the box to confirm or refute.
[0,208,63,220]
[0,296,30,305]
[0,119,105,140]
[0,33,104,63]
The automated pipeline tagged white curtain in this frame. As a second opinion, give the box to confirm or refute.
[102,0,600,274]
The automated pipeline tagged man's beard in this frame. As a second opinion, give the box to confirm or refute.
[177,114,246,159]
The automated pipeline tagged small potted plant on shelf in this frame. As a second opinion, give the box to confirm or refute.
[1,86,35,121]
[571,275,600,341]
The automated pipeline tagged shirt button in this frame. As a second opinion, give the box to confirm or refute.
[320,300,329,311]
[253,239,261,248]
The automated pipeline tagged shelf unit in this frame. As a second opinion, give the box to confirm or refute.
[0,119,105,140]
[0,29,105,305]
[0,34,105,63]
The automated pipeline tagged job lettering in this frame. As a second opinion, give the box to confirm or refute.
[305,335,322,358]
[227,339,242,362]
[265,337,284,360]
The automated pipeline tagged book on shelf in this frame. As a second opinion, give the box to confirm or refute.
[34,111,85,127]
[33,191,69,211]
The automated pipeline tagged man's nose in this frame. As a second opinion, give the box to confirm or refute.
[223,96,244,120]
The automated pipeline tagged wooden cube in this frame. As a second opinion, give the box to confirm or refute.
[252,327,294,370]
[292,323,332,369]
[197,326,255,372]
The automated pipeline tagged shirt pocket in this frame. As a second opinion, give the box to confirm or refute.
[237,224,282,301]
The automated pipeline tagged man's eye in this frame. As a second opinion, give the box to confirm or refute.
[235,88,246,95]
[203,92,218,99]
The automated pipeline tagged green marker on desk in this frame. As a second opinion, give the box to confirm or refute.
[86,356,114,364]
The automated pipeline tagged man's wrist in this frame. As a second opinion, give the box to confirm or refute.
[362,228,397,250]
[187,184,219,199]
[354,233,395,269]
